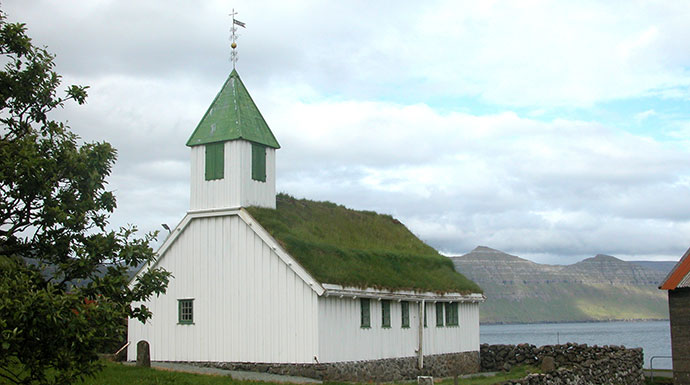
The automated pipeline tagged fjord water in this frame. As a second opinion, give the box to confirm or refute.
[480,320,672,369]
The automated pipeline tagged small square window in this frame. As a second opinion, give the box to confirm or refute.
[178,299,194,324]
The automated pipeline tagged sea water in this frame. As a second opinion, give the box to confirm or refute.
[480,320,672,369]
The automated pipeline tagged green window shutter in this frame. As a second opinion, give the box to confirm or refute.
[205,143,224,180]
[204,145,214,180]
[360,298,370,328]
[445,302,459,326]
[424,302,427,328]
[251,143,266,182]
[178,299,194,324]
[401,301,410,328]
[215,143,224,179]
[381,300,391,328]
[436,303,444,327]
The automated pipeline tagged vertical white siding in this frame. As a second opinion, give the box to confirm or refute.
[128,214,318,363]
[317,298,479,363]
[422,302,480,356]
[189,141,276,210]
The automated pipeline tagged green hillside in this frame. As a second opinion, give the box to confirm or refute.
[247,194,481,294]
[452,246,668,323]
[477,283,668,324]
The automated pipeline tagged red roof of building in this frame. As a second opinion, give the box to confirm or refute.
[660,246,690,290]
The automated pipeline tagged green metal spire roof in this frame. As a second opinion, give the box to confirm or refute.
[186,69,280,148]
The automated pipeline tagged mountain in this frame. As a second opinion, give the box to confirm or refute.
[451,246,669,324]
[629,260,677,275]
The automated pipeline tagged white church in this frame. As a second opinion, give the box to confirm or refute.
[127,69,484,381]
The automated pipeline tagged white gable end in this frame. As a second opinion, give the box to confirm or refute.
[128,210,320,363]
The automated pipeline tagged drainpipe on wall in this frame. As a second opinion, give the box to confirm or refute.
[418,300,424,369]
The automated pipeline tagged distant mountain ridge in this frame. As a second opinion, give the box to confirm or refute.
[629,260,677,274]
[451,246,669,324]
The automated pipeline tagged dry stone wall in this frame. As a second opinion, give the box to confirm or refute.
[481,343,644,385]
[193,351,479,382]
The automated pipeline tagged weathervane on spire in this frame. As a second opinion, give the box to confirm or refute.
[229,9,246,69]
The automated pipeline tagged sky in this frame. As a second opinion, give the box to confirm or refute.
[4,0,690,264]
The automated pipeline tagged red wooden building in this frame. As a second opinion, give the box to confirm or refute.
[661,247,690,385]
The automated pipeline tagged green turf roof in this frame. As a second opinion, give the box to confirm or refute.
[246,194,482,294]
[186,69,280,148]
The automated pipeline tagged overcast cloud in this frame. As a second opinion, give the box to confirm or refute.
[4,0,690,264]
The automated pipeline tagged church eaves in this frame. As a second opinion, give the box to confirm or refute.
[186,69,280,149]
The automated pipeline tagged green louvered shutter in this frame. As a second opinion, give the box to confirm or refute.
[205,142,224,180]
[251,143,266,182]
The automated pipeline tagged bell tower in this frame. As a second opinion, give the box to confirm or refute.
[186,69,280,210]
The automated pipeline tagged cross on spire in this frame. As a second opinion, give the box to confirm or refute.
[229,9,246,69]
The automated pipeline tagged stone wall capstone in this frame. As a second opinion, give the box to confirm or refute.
[481,343,644,385]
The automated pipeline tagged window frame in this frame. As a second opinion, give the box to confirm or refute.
[381,299,391,328]
[436,302,444,327]
[360,298,371,328]
[445,302,459,326]
[401,301,410,328]
[178,299,194,325]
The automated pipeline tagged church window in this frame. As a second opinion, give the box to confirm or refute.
[360,298,370,328]
[381,300,391,328]
[205,142,224,180]
[436,302,444,327]
[401,301,410,328]
[445,302,459,326]
[178,299,194,324]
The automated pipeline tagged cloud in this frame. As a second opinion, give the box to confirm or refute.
[4,0,690,263]
[635,109,657,121]
[8,0,690,107]
[266,96,690,261]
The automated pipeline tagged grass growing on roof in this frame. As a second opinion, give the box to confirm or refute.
[247,194,482,294]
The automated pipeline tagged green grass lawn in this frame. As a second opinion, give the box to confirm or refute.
[645,375,674,384]
[438,365,539,385]
[75,362,536,385]
[75,362,238,385]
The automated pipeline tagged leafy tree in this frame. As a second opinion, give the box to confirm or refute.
[0,10,171,385]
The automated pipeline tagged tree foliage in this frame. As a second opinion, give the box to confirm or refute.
[0,10,171,385]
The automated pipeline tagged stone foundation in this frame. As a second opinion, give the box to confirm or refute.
[481,343,644,385]
[189,351,479,382]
